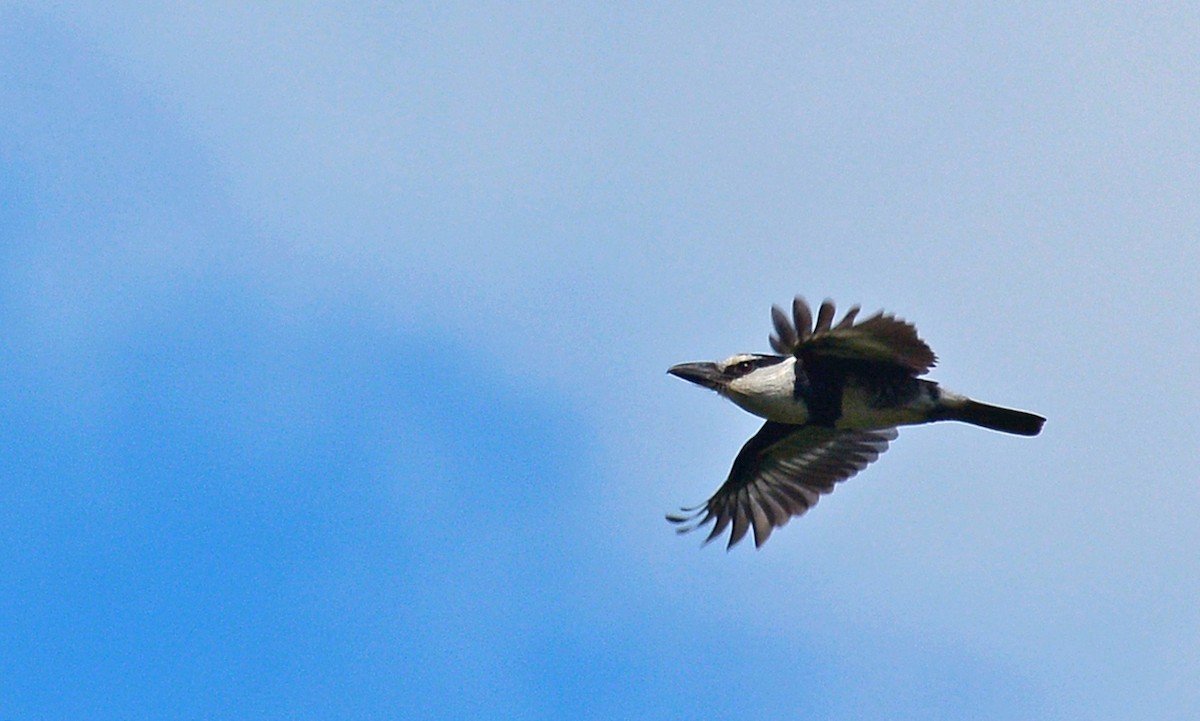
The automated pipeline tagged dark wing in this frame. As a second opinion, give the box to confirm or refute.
[770,296,936,375]
[667,422,898,549]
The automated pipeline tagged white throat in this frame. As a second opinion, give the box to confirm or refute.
[723,357,809,423]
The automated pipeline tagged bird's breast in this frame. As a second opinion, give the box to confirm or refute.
[726,391,811,424]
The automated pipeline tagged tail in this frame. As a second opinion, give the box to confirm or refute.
[938,399,1045,436]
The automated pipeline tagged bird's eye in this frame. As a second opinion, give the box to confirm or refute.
[734,360,756,374]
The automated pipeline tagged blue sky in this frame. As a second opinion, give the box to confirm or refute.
[2,4,1198,719]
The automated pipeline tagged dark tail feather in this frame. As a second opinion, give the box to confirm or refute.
[943,400,1045,436]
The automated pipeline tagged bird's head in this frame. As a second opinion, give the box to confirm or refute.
[668,353,801,421]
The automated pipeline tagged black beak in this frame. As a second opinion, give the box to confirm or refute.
[667,361,723,391]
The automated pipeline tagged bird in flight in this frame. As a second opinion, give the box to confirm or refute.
[667,297,1044,549]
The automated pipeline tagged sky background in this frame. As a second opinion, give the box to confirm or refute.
[2,3,1198,719]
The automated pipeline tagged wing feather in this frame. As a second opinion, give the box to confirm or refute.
[792,298,813,342]
[729,488,752,548]
[770,305,798,354]
[767,297,937,375]
[835,306,861,329]
[667,422,898,549]
[814,299,836,333]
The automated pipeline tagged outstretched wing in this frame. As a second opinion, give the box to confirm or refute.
[770,297,936,376]
[667,422,898,549]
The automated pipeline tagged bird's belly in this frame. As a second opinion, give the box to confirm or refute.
[835,384,933,430]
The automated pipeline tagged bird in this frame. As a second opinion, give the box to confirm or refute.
[666,296,1044,549]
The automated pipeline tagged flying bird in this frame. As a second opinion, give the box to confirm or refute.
[667,297,1044,549]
